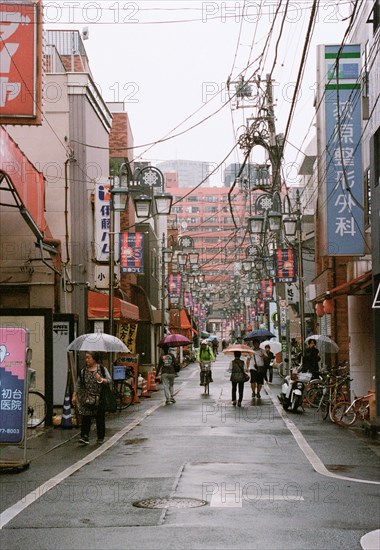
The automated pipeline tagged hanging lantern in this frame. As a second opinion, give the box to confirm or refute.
[315,302,324,317]
[323,298,334,314]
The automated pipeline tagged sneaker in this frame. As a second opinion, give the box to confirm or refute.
[170,398,176,403]
[232,401,237,406]
[165,399,171,405]
[97,439,104,444]
[79,436,89,445]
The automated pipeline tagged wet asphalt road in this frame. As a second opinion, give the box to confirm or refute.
[1,353,379,550]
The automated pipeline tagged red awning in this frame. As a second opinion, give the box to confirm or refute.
[88,290,139,321]
[180,309,192,329]
[326,271,372,298]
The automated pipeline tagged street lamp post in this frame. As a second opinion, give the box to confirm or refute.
[108,162,172,336]
[248,190,305,360]
[161,235,173,339]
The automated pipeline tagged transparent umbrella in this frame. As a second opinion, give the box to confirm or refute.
[67,333,130,352]
[305,335,339,354]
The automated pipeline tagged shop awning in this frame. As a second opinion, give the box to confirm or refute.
[88,290,139,321]
[169,308,192,336]
[326,271,372,298]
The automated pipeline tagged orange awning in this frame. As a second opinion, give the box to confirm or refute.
[88,290,139,321]
[326,271,372,298]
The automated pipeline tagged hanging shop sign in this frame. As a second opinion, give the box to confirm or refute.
[0,1,42,125]
[322,44,364,255]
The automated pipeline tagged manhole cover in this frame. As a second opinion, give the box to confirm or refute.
[133,497,207,509]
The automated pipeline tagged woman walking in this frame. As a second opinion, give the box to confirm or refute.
[229,351,248,407]
[72,351,111,445]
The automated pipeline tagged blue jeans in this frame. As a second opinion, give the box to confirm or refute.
[162,373,175,400]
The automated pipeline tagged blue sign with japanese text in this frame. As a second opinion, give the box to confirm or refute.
[324,45,365,255]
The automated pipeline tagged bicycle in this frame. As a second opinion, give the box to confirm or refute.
[112,366,135,411]
[306,366,351,408]
[331,394,371,426]
[27,390,48,428]
[314,374,348,421]
[200,362,212,395]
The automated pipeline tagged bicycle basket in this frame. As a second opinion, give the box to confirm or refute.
[297,372,312,383]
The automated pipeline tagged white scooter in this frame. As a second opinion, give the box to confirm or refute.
[278,370,312,412]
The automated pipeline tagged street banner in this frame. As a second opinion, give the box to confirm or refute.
[168,273,182,300]
[183,292,193,308]
[260,279,274,300]
[275,248,297,282]
[120,232,144,274]
[256,299,265,314]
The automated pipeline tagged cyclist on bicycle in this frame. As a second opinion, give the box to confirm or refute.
[196,340,215,386]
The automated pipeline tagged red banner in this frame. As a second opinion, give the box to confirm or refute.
[275,248,297,282]
[119,232,144,273]
[260,279,274,301]
[168,273,182,300]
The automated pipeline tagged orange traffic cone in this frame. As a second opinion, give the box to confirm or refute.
[140,376,151,398]
[148,369,158,391]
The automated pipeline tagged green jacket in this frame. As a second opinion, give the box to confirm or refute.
[196,346,215,363]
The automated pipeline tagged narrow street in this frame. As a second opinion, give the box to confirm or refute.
[1,353,379,550]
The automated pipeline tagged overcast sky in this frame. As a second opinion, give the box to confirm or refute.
[46,1,352,185]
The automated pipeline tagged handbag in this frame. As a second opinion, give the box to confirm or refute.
[231,359,250,383]
[102,383,117,413]
[83,392,100,408]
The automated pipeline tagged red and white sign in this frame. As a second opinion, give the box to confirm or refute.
[0,1,42,124]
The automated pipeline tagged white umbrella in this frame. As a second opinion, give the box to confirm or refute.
[260,340,282,354]
[67,333,130,352]
[305,335,339,354]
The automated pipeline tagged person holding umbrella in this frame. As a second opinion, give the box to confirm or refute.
[249,339,266,399]
[301,338,321,378]
[72,351,112,445]
[156,344,177,405]
[229,351,249,407]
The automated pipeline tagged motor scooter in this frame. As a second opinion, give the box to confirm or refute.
[278,370,312,412]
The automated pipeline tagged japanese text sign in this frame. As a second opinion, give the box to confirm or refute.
[0,1,42,124]
[0,327,29,444]
[324,44,364,254]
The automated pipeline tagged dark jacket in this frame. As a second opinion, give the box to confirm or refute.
[302,347,320,373]
[157,352,177,375]
[230,358,247,383]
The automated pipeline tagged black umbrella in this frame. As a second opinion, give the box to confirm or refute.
[244,329,276,342]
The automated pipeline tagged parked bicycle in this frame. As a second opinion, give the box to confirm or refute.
[306,364,351,408]
[112,366,135,411]
[314,372,349,421]
[331,394,371,426]
[27,389,47,428]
